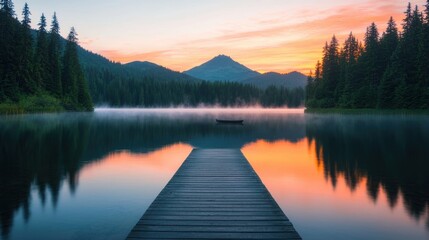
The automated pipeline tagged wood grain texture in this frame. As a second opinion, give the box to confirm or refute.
[127,149,301,239]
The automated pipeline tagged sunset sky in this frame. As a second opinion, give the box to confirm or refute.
[14,0,427,74]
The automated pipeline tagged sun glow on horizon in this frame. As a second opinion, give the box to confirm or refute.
[13,0,427,74]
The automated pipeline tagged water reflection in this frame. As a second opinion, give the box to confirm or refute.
[305,115,429,229]
[243,114,429,239]
[0,109,305,239]
[0,116,89,238]
[0,109,428,239]
[1,139,191,240]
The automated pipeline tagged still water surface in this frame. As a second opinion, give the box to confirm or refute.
[0,108,428,240]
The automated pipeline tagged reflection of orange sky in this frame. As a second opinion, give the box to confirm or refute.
[81,143,193,182]
[241,139,425,235]
[242,139,325,199]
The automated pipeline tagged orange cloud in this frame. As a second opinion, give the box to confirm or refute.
[92,0,418,74]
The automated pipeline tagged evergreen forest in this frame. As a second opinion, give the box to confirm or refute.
[0,0,93,113]
[306,2,429,109]
[86,70,305,107]
[0,1,306,113]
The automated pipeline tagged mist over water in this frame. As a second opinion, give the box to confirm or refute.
[0,109,428,240]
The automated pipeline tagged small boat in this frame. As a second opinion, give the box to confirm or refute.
[216,119,244,124]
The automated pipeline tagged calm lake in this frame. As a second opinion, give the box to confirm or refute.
[1,108,428,240]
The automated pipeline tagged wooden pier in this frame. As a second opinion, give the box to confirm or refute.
[127,149,301,239]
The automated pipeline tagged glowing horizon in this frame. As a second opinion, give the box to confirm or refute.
[14,0,427,74]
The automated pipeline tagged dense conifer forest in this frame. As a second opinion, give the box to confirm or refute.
[0,1,305,111]
[86,68,305,107]
[0,1,93,113]
[0,1,307,112]
[306,2,429,109]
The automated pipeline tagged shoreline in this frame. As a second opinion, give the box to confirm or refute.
[305,108,429,115]
[3,106,429,116]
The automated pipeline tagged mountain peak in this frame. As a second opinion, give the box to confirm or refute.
[124,61,163,71]
[184,55,260,82]
[212,54,232,60]
[204,54,238,66]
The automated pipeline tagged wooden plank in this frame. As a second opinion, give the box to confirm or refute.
[127,149,301,239]
[135,220,293,227]
[132,225,296,232]
[128,231,301,239]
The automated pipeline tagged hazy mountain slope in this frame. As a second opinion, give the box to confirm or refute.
[183,55,260,82]
[124,61,200,82]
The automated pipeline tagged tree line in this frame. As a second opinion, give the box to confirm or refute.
[1,0,305,111]
[306,2,429,109]
[86,67,305,107]
[0,0,93,112]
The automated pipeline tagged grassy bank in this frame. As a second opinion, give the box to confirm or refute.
[305,108,429,115]
[0,94,64,115]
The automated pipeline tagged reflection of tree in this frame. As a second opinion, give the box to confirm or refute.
[0,112,306,238]
[306,115,429,229]
[0,116,90,238]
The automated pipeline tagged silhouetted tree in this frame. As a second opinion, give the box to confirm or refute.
[378,17,399,108]
[319,36,340,107]
[18,3,35,94]
[47,12,62,96]
[338,32,359,107]
[416,0,429,108]
[0,1,19,100]
[35,13,49,89]
[0,0,15,16]
[362,22,381,107]
[62,27,93,111]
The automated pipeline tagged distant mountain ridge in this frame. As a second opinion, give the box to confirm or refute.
[72,41,307,90]
[32,27,307,89]
[183,54,307,89]
[126,61,160,71]
[184,55,260,82]
[124,61,200,82]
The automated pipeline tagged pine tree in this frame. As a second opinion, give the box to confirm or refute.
[62,28,93,111]
[339,32,359,107]
[416,0,429,108]
[315,61,322,80]
[378,17,399,108]
[384,5,423,109]
[21,2,30,27]
[35,14,49,89]
[403,3,413,34]
[320,35,340,107]
[305,70,314,105]
[380,17,399,62]
[18,3,36,94]
[309,61,323,107]
[0,1,19,100]
[0,0,15,16]
[47,12,62,97]
[361,22,381,107]
[403,6,423,108]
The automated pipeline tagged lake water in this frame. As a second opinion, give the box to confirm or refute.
[0,108,428,240]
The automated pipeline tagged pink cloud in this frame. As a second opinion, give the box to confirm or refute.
[92,0,421,73]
